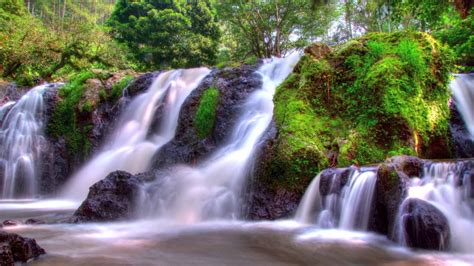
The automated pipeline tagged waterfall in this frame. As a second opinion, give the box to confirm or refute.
[295,168,378,231]
[450,73,474,139]
[0,84,54,199]
[397,162,474,252]
[142,54,301,223]
[61,68,210,201]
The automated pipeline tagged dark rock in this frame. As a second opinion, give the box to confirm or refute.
[319,167,355,196]
[152,65,262,169]
[246,181,301,220]
[449,97,474,158]
[370,163,409,236]
[2,220,20,227]
[24,219,45,225]
[125,72,160,98]
[385,155,423,178]
[400,198,450,250]
[0,230,45,263]
[69,171,144,223]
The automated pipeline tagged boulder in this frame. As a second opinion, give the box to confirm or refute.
[400,198,450,250]
[69,171,144,223]
[0,231,45,264]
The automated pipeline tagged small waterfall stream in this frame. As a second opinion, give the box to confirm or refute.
[295,168,378,230]
[61,68,210,201]
[397,162,474,252]
[450,73,474,139]
[142,54,301,222]
[0,84,55,199]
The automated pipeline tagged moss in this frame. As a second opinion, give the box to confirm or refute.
[109,75,133,102]
[266,31,454,193]
[46,70,95,158]
[195,87,219,139]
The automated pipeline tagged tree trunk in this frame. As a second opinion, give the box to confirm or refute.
[62,0,66,19]
[454,0,473,18]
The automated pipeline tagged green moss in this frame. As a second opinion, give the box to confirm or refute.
[195,87,219,139]
[46,70,95,157]
[267,31,454,193]
[109,75,133,102]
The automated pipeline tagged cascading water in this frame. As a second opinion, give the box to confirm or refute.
[142,53,301,222]
[0,84,55,199]
[397,161,474,252]
[450,73,474,139]
[295,168,378,231]
[61,68,210,201]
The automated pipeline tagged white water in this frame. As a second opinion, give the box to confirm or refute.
[295,169,378,231]
[0,84,53,199]
[398,162,474,252]
[450,73,474,139]
[142,54,301,222]
[61,68,210,201]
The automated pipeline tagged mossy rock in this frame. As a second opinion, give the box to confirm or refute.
[263,31,455,194]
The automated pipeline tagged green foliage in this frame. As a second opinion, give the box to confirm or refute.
[109,75,133,102]
[269,31,454,192]
[108,0,220,69]
[0,0,128,85]
[195,87,219,139]
[435,10,474,71]
[215,0,336,60]
[46,71,95,157]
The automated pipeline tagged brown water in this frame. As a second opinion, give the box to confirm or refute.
[1,201,473,266]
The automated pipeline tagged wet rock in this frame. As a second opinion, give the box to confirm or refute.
[246,181,301,220]
[2,220,20,227]
[0,230,45,264]
[152,65,262,168]
[319,167,354,196]
[126,71,160,98]
[69,171,144,223]
[370,164,409,236]
[449,98,474,158]
[385,155,423,178]
[400,198,450,250]
[24,219,45,225]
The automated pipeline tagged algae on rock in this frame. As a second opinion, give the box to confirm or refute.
[265,31,454,193]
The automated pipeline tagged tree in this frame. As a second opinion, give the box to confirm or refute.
[216,0,336,59]
[107,0,220,69]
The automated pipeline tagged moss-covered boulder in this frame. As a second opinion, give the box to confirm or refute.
[41,70,139,195]
[261,31,455,200]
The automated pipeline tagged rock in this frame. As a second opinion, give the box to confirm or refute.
[304,43,331,60]
[125,72,160,98]
[385,155,423,178]
[69,171,144,223]
[24,219,45,225]
[152,65,262,168]
[318,167,354,196]
[2,220,20,227]
[449,98,474,158]
[400,198,450,250]
[370,163,409,236]
[245,181,301,220]
[0,231,45,264]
